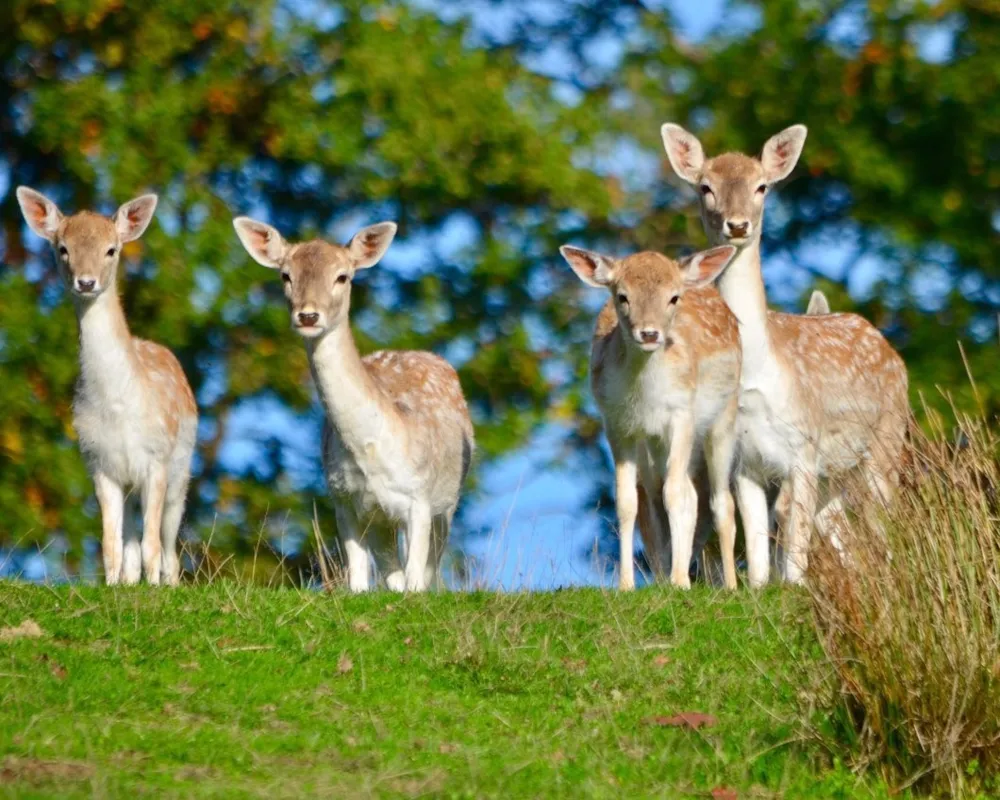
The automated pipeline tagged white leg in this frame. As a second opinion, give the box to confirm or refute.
[160,490,186,587]
[404,501,433,592]
[784,462,818,585]
[708,466,738,591]
[141,464,167,586]
[613,445,639,591]
[736,473,770,588]
[336,506,370,593]
[664,415,696,590]
[121,495,142,585]
[94,472,125,586]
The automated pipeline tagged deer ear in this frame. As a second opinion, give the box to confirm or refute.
[347,222,396,270]
[16,186,64,242]
[681,245,737,288]
[761,125,807,184]
[233,217,289,269]
[660,123,705,184]
[806,289,830,315]
[113,194,158,242]
[559,245,617,288]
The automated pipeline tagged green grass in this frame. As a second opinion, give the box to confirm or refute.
[0,583,894,798]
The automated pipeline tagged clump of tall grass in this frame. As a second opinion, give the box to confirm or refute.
[807,409,1000,796]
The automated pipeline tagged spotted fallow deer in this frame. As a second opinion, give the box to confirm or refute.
[233,217,474,592]
[16,187,197,586]
[660,124,910,585]
[772,288,833,533]
[560,244,741,590]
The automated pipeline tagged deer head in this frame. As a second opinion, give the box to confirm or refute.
[233,218,397,338]
[660,124,807,247]
[16,187,157,299]
[560,246,736,351]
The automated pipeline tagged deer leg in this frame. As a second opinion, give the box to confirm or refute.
[784,461,818,584]
[707,416,739,590]
[336,505,370,593]
[404,501,433,592]
[95,472,125,586]
[664,414,697,590]
[613,443,639,591]
[160,486,187,587]
[736,473,771,588]
[141,464,167,586]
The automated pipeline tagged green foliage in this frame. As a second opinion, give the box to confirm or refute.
[0,582,897,797]
[0,0,610,552]
[2,0,998,562]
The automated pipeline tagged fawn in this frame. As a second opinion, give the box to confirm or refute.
[233,217,474,592]
[16,188,197,585]
[560,244,741,589]
[660,123,909,585]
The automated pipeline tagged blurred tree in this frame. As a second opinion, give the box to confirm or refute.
[434,0,1000,564]
[2,0,998,578]
[0,0,610,568]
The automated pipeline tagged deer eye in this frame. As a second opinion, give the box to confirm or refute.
[281,272,291,284]
[669,295,680,305]
[616,292,629,306]
[336,274,349,284]
[756,184,767,195]
[700,184,713,196]
[58,245,68,258]
[106,247,116,257]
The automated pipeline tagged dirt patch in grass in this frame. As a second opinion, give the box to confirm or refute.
[1,756,93,784]
[0,620,44,641]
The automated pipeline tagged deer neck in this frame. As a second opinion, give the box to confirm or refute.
[307,322,395,452]
[75,289,138,402]
[716,238,773,381]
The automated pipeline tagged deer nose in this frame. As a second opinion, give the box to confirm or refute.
[75,278,96,293]
[639,328,661,344]
[725,219,750,238]
[297,311,320,327]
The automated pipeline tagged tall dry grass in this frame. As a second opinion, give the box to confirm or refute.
[807,408,1000,796]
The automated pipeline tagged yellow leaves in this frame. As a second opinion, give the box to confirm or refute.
[80,120,102,158]
[265,131,284,157]
[102,41,124,68]
[206,86,238,116]
[604,175,625,211]
[85,0,122,31]
[377,9,398,31]
[549,397,576,423]
[861,42,890,65]
[226,19,248,43]
[2,425,23,459]
[942,190,962,212]
[218,478,239,513]
[122,241,143,261]
[193,18,214,42]
[25,482,44,511]
[28,371,48,403]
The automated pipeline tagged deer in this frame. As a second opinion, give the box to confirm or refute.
[560,244,742,590]
[772,288,833,534]
[232,217,474,593]
[660,123,910,585]
[15,187,197,586]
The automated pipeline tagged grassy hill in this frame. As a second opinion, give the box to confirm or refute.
[0,583,893,798]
